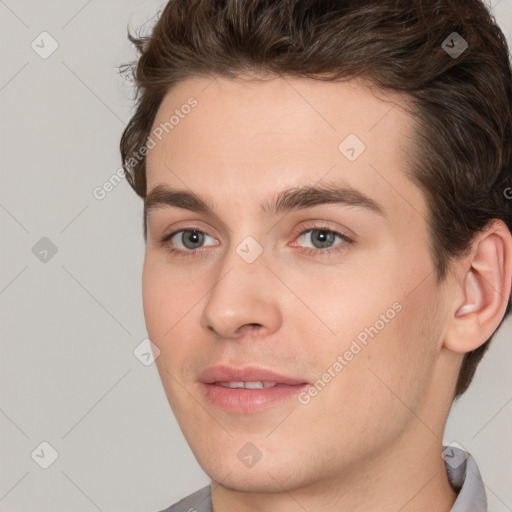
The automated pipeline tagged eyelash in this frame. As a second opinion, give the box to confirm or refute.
[158,224,354,258]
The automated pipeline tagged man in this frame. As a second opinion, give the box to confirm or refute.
[120,0,512,510]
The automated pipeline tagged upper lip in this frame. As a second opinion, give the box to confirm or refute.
[199,365,308,385]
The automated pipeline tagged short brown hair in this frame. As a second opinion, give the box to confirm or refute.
[119,0,512,399]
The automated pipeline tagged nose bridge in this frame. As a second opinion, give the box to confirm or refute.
[200,236,281,339]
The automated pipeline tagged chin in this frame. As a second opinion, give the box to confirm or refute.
[208,471,291,494]
[198,454,313,494]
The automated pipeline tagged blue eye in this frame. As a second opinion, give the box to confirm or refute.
[160,226,353,258]
[297,228,346,250]
[165,229,217,253]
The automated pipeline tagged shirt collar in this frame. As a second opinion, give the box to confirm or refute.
[444,445,488,511]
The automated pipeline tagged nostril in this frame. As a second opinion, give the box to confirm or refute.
[240,323,262,333]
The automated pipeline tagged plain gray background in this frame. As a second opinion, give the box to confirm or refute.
[1,1,511,511]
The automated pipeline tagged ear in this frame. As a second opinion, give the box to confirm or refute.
[444,220,512,354]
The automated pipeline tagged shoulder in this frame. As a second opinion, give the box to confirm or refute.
[155,486,212,512]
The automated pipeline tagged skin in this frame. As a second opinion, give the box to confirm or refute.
[142,74,512,511]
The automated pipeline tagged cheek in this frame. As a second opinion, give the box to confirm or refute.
[142,256,166,339]
[142,253,203,325]
[351,276,441,414]
[142,255,189,343]
[277,256,402,349]
[306,246,440,411]
[142,254,210,383]
[142,256,199,409]
[305,294,440,458]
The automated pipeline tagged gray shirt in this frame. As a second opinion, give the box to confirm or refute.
[157,447,487,512]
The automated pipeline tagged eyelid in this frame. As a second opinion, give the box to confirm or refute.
[157,218,219,242]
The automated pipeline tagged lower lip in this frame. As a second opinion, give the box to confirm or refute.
[200,382,309,413]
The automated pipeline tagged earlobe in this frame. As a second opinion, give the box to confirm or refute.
[444,221,512,354]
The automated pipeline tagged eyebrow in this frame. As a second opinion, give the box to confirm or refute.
[143,182,386,239]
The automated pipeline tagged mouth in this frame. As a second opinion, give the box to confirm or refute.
[214,381,283,388]
[198,365,310,413]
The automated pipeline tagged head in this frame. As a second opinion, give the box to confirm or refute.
[120,0,512,494]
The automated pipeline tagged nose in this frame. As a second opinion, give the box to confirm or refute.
[200,246,282,340]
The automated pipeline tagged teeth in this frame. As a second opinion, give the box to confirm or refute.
[245,381,265,389]
[217,381,277,389]
[219,381,244,388]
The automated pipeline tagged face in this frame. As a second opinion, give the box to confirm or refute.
[143,74,452,493]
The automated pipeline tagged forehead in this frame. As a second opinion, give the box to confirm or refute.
[146,74,425,223]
